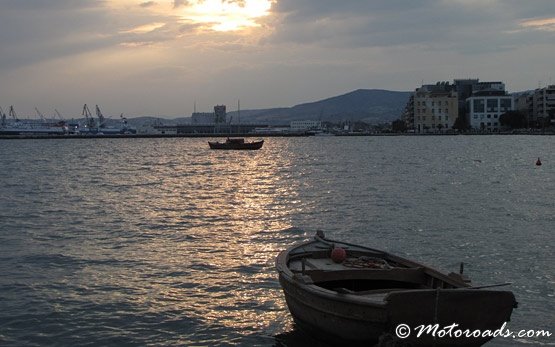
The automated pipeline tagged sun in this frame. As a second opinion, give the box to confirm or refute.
[181,0,273,32]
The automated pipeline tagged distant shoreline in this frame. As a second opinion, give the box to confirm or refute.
[1,132,553,140]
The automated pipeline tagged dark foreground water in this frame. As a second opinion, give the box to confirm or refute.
[0,136,553,346]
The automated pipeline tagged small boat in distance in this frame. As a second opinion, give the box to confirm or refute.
[276,231,517,346]
[208,138,264,150]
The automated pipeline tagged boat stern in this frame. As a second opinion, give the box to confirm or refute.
[385,289,517,346]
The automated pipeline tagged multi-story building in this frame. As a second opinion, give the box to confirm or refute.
[409,79,522,132]
[466,84,513,131]
[453,79,479,124]
[191,105,228,125]
[401,94,414,130]
[532,85,555,127]
[515,92,534,126]
[214,105,227,124]
[413,82,458,133]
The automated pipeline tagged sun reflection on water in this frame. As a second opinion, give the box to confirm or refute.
[113,139,299,340]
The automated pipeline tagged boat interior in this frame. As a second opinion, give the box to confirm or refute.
[288,247,463,297]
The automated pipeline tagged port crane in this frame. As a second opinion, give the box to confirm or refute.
[82,104,96,129]
[54,109,64,121]
[0,106,6,127]
[9,106,20,122]
[35,107,47,122]
[95,105,107,127]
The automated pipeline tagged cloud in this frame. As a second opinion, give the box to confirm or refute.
[0,1,114,70]
[520,17,555,31]
[140,1,157,8]
[0,1,183,71]
[266,0,555,54]
[121,22,167,34]
[1,0,554,116]
[174,0,190,8]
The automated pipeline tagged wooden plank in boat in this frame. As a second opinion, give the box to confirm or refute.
[306,267,427,284]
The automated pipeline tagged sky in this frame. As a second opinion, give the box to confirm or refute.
[0,0,554,118]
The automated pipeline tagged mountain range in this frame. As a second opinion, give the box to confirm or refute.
[124,89,412,127]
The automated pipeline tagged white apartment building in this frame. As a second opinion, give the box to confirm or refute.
[467,95,513,131]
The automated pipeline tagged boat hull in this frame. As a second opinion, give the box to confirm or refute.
[279,273,387,344]
[0,127,67,135]
[276,235,517,346]
[208,140,263,150]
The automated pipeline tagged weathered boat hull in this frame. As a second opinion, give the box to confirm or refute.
[386,289,517,346]
[276,235,517,346]
[279,273,387,344]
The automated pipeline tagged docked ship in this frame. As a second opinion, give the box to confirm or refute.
[75,104,136,135]
[0,106,69,135]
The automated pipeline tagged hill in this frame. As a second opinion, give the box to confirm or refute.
[120,89,412,126]
[226,89,411,124]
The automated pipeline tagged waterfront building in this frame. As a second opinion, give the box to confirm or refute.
[515,92,534,127]
[290,120,322,131]
[452,79,480,127]
[214,105,227,124]
[413,82,458,133]
[154,104,269,134]
[192,112,217,124]
[401,94,414,130]
[466,82,513,131]
[192,105,228,125]
[532,85,555,127]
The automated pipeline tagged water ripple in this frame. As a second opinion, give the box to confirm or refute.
[0,136,553,346]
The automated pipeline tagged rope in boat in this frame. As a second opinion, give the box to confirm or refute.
[342,256,393,269]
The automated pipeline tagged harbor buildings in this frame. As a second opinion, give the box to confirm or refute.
[413,82,458,133]
[290,120,322,131]
[155,104,270,134]
[511,85,555,128]
[405,79,516,132]
[466,82,513,132]
[192,105,228,125]
[532,85,555,127]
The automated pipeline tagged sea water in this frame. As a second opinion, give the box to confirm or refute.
[0,136,553,346]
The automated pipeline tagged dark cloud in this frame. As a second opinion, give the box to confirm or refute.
[267,0,555,54]
[0,0,104,11]
[0,1,114,70]
[0,1,180,71]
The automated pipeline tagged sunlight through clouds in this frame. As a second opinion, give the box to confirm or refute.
[177,0,273,32]
[121,22,166,34]
[520,17,555,31]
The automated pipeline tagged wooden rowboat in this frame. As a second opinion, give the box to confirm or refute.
[276,231,517,346]
[208,138,264,150]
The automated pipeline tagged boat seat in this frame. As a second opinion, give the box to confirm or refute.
[306,267,427,285]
